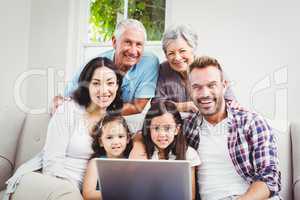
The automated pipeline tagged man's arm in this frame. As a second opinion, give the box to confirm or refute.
[121,98,149,116]
[124,52,159,116]
[238,181,270,200]
[175,101,198,113]
[247,115,281,198]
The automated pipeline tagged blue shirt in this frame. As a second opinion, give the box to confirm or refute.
[64,49,159,103]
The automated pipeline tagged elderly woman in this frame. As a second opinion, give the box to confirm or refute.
[155,25,235,113]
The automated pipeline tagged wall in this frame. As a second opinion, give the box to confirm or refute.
[24,0,70,114]
[167,0,300,125]
[2,0,298,125]
[0,0,31,112]
[3,0,86,115]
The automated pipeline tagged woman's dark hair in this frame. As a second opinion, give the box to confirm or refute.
[72,57,123,115]
[142,100,187,160]
[91,115,132,159]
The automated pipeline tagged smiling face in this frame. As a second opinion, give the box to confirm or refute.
[165,37,194,73]
[88,66,118,110]
[100,120,129,158]
[189,66,227,121]
[112,27,145,72]
[149,113,179,151]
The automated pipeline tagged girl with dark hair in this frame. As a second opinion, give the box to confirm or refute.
[82,115,132,200]
[4,57,123,200]
[142,100,201,200]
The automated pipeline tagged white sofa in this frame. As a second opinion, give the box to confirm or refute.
[0,107,299,199]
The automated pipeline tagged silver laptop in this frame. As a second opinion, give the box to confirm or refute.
[96,158,192,200]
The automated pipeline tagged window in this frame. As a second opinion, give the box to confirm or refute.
[89,0,166,42]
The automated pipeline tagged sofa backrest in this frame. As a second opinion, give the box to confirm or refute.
[291,121,300,200]
[0,108,25,190]
[8,113,295,199]
[14,113,50,169]
[272,121,293,200]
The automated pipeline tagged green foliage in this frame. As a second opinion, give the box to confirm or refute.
[89,0,165,42]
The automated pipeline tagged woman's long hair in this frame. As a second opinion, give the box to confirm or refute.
[142,100,187,160]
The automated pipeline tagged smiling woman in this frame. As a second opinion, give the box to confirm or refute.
[3,57,123,200]
[153,25,236,114]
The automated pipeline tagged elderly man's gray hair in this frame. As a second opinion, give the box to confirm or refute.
[114,19,147,41]
[162,25,198,54]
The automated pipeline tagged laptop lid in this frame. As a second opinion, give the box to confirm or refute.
[96,158,192,200]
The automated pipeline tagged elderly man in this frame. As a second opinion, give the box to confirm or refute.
[54,19,159,115]
[185,56,281,200]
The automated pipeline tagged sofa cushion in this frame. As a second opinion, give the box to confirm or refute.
[0,158,12,191]
[14,113,50,169]
[0,189,5,199]
[0,108,25,164]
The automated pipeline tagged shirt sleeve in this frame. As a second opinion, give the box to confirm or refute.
[134,54,159,99]
[151,70,169,105]
[42,101,74,178]
[249,115,281,197]
[186,146,201,167]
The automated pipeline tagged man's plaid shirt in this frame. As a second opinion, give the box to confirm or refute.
[183,100,281,197]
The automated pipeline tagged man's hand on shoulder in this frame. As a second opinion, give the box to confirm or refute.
[121,98,149,116]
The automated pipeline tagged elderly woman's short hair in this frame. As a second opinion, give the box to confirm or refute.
[162,25,198,53]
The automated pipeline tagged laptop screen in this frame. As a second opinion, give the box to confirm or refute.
[96,158,192,200]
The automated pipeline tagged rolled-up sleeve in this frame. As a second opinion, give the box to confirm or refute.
[249,115,281,197]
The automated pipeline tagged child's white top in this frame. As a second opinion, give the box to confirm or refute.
[151,146,201,167]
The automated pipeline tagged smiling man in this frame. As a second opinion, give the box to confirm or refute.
[184,56,281,200]
[62,19,159,115]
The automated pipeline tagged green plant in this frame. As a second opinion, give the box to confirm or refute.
[89,0,165,42]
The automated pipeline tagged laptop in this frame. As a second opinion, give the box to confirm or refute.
[96,158,192,200]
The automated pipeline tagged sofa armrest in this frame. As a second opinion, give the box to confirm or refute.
[0,107,25,190]
[291,121,300,200]
[0,157,12,190]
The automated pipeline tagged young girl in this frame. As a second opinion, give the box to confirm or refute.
[142,100,201,200]
[82,115,132,200]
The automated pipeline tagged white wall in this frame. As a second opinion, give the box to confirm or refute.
[4,0,85,114]
[168,0,300,124]
[0,0,31,112]
[2,0,299,122]
[24,0,70,113]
